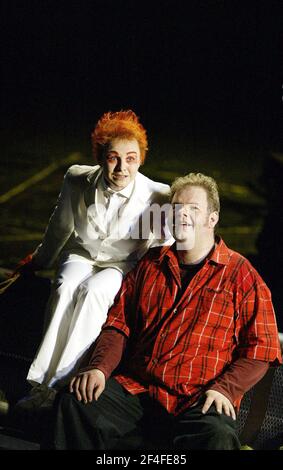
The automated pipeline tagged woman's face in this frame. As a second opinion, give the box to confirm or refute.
[102,138,141,191]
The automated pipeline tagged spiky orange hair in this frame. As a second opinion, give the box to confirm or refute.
[91,110,148,164]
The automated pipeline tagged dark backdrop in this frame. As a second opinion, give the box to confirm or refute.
[1,1,282,146]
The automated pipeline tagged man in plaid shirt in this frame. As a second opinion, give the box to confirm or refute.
[52,173,282,450]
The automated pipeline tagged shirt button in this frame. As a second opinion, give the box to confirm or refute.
[173,308,177,313]
[152,358,158,365]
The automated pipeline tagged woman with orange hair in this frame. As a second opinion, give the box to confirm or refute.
[19,110,172,407]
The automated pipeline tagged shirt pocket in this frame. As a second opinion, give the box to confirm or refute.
[200,286,235,346]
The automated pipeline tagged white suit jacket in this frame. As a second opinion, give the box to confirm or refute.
[33,165,173,274]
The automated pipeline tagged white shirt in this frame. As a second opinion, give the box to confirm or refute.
[97,177,134,234]
[33,165,173,275]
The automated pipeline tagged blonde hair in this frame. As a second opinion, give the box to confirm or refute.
[91,110,148,164]
[170,172,220,213]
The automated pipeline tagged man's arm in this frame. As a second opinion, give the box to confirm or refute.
[70,328,126,403]
[234,265,282,365]
[202,357,269,419]
[202,261,282,419]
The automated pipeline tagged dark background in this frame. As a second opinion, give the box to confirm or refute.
[0,0,283,326]
[1,0,282,147]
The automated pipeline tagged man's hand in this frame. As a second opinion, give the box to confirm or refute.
[69,369,106,404]
[202,389,236,420]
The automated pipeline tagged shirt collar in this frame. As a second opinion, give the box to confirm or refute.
[209,236,231,265]
[156,235,231,266]
[98,175,135,200]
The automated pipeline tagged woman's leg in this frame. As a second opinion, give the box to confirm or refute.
[27,257,95,385]
[50,267,123,386]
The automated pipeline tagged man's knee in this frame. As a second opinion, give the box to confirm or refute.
[54,385,141,450]
[56,391,83,421]
[203,414,240,449]
[173,411,240,450]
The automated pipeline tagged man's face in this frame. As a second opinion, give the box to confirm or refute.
[170,185,217,250]
[102,138,141,191]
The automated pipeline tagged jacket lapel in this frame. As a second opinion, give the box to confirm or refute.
[83,167,107,235]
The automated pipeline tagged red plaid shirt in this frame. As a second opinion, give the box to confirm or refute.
[103,238,282,415]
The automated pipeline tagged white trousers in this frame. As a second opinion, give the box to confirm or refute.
[27,256,123,387]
